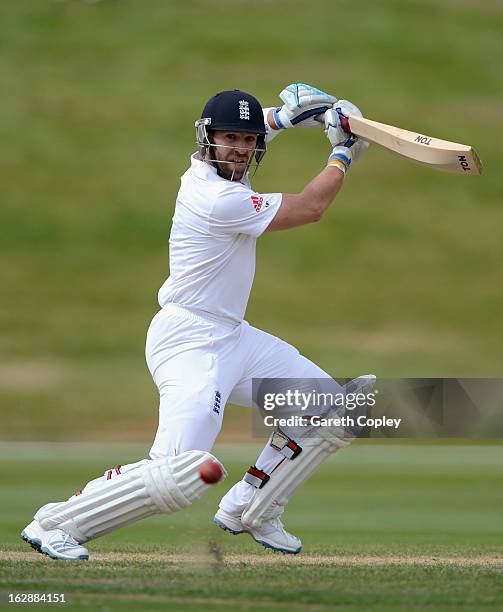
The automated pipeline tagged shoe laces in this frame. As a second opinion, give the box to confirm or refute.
[55,530,80,549]
[261,502,287,531]
[256,502,299,544]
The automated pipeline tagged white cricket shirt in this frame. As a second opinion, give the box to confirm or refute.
[158,154,282,324]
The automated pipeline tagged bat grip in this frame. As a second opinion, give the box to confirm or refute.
[339,114,351,134]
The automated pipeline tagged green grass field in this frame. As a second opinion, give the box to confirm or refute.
[1,0,503,440]
[1,1,502,609]
[1,442,502,610]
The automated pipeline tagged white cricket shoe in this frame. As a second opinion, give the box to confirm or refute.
[21,520,89,560]
[214,505,302,555]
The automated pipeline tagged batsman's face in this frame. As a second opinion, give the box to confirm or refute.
[210,131,258,181]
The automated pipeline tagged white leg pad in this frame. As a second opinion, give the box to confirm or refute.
[241,436,347,530]
[36,450,226,543]
[241,375,376,530]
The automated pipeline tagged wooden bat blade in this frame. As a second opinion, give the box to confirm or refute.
[345,115,482,175]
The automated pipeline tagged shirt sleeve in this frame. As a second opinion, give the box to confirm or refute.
[209,183,282,237]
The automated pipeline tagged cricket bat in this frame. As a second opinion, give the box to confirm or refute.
[339,115,482,175]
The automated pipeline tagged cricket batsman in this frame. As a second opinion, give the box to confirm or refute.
[21,84,370,559]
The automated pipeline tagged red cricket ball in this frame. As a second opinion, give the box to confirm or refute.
[199,459,223,484]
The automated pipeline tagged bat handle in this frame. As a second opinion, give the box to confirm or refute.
[339,114,351,134]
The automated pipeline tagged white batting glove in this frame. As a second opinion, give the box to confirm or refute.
[273,83,337,129]
[325,100,369,166]
[324,108,347,148]
[326,136,368,174]
[335,99,364,121]
[326,145,354,175]
[324,99,365,146]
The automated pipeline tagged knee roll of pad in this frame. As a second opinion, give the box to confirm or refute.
[37,450,226,543]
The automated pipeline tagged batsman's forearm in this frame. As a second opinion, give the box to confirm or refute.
[300,165,345,219]
[267,165,345,231]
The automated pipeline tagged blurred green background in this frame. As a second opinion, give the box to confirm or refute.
[1,0,502,441]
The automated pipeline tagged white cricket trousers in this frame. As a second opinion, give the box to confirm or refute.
[145,304,331,514]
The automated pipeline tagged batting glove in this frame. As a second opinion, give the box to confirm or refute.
[325,100,369,163]
[273,83,337,129]
[327,145,353,175]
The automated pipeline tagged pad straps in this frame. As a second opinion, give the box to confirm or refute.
[244,466,270,489]
[270,430,302,460]
[243,431,302,489]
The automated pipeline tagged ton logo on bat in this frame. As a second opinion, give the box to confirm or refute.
[415,135,432,146]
